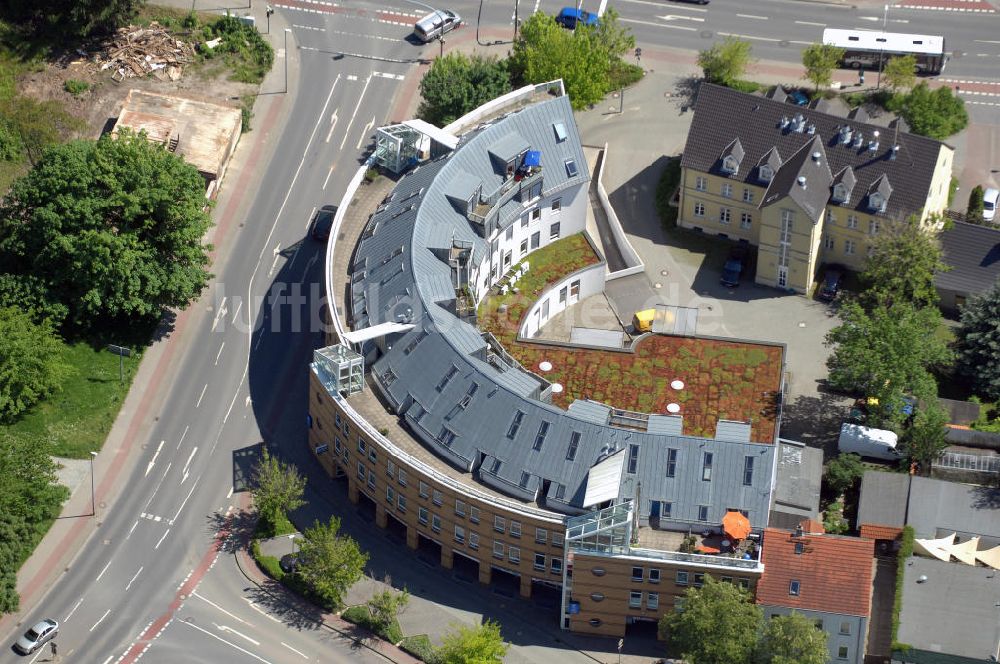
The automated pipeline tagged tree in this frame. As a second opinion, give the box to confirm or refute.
[756,612,829,664]
[901,401,950,474]
[955,280,1000,400]
[1,0,142,39]
[825,301,950,430]
[967,185,985,224]
[296,516,367,609]
[890,82,968,140]
[251,447,306,536]
[858,217,948,311]
[801,43,844,91]
[659,576,762,664]
[0,308,72,423]
[882,54,918,92]
[418,53,511,127]
[593,7,636,61]
[510,13,612,110]
[0,96,84,166]
[824,453,865,496]
[367,586,409,635]
[697,37,754,87]
[0,130,212,333]
[437,619,508,664]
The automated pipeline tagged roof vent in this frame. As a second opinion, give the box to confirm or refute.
[868,141,879,153]
[779,116,790,129]
[853,132,864,149]
[794,113,805,132]
[841,126,853,144]
[890,144,900,161]
[797,175,807,188]
[811,151,821,163]
[806,123,816,135]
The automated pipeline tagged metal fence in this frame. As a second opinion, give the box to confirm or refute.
[934,450,1000,474]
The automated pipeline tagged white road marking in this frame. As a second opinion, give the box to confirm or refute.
[214,342,225,366]
[325,109,339,143]
[356,116,375,150]
[859,15,879,20]
[323,164,336,190]
[244,598,282,623]
[171,475,201,524]
[598,0,609,17]
[617,0,707,9]
[154,528,171,550]
[621,16,696,30]
[533,0,540,12]
[340,74,373,151]
[245,395,252,407]
[975,39,1000,44]
[195,383,208,408]
[192,591,252,624]
[227,486,234,499]
[211,297,228,332]
[347,74,358,81]
[656,13,704,22]
[65,597,84,622]
[230,299,242,324]
[126,519,139,539]
[182,446,198,479]
[90,609,111,632]
[101,656,114,664]
[736,13,768,19]
[182,620,274,663]
[217,624,260,645]
[305,206,316,229]
[795,20,826,26]
[281,641,310,659]
[144,462,172,510]
[125,566,143,591]
[178,425,189,449]
[268,243,282,276]
[145,440,165,477]
[96,560,112,581]
[717,31,810,45]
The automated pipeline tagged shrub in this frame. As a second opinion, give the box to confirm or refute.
[400,634,439,663]
[207,15,275,84]
[891,526,915,649]
[63,79,89,95]
[607,60,644,90]
[364,167,380,183]
[250,539,285,581]
[968,185,985,223]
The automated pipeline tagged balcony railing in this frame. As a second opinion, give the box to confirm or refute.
[468,167,543,226]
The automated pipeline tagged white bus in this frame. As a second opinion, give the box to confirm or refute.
[822,28,946,75]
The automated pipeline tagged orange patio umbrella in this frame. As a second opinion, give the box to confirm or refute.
[722,511,751,541]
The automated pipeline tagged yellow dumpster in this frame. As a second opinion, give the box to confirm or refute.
[632,309,655,333]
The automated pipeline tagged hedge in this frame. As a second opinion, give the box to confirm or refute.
[891,525,916,650]
[340,604,404,644]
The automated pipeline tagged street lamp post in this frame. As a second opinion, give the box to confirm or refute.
[266,6,274,34]
[876,3,889,89]
[89,451,98,517]
[283,28,291,94]
[439,36,445,59]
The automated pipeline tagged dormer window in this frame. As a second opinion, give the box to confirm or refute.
[759,165,773,183]
[869,192,886,212]
[832,183,848,204]
[722,156,739,174]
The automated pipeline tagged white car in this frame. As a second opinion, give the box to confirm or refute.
[13,618,58,655]
[983,187,999,222]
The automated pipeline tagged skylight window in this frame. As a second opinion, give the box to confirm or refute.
[507,411,525,439]
[565,158,579,178]
[436,365,458,392]
[566,431,580,460]
[519,471,531,488]
[553,122,567,142]
[489,458,503,474]
[533,422,550,451]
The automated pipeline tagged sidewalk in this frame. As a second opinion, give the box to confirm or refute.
[0,0,301,643]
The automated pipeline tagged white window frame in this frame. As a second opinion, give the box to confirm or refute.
[720,207,731,224]
[493,541,504,559]
[694,202,705,217]
[431,514,441,533]
[721,183,732,198]
[695,176,707,191]
[494,515,505,533]
[629,591,642,608]
[508,546,520,563]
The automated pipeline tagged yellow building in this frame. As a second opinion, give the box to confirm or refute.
[679,84,954,293]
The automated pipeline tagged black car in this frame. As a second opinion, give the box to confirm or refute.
[720,247,747,288]
[310,205,337,241]
[671,0,709,4]
[817,267,844,301]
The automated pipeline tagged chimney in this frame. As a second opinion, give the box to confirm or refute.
[890,144,900,161]
[780,116,790,129]
[853,132,864,149]
[797,175,807,189]
[806,123,816,135]
[794,524,804,538]
[868,141,879,153]
[841,126,852,145]
[811,151,821,164]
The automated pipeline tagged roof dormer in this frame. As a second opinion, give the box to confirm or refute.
[831,166,856,205]
[720,138,745,175]
[757,146,782,184]
[867,174,893,213]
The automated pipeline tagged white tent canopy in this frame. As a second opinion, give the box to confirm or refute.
[341,322,415,345]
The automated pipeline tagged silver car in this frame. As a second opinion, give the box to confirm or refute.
[13,619,58,655]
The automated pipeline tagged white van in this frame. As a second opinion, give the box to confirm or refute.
[838,423,902,462]
[414,10,461,43]
[983,187,999,222]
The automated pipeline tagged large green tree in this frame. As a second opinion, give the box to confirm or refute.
[890,82,968,140]
[0,0,142,39]
[0,129,212,332]
[755,612,828,664]
[697,37,754,87]
[510,13,611,110]
[955,280,1000,400]
[659,576,762,664]
[418,53,511,127]
[901,401,950,474]
[882,54,918,92]
[251,447,306,536]
[0,431,69,613]
[296,516,367,609]
[437,619,508,664]
[825,300,950,429]
[858,217,948,311]
[801,43,844,91]
[0,308,71,423]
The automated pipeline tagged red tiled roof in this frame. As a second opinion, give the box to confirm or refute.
[756,527,875,617]
[860,524,903,541]
[800,519,825,534]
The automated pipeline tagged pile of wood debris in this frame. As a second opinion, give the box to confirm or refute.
[90,22,196,82]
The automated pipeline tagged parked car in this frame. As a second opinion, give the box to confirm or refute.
[983,187,999,222]
[310,205,337,241]
[413,9,461,43]
[787,89,810,106]
[555,7,599,29]
[817,266,844,301]
[720,247,747,288]
[13,619,58,655]
[670,0,709,3]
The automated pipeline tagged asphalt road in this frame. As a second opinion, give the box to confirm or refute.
[5,0,1000,661]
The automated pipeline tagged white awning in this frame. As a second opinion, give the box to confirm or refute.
[582,449,626,508]
[341,322,415,345]
[402,119,459,150]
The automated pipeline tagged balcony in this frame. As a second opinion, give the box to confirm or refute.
[468,166,543,226]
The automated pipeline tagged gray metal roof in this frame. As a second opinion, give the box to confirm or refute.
[769,440,823,526]
[897,556,1000,661]
[857,470,910,529]
[906,475,1000,545]
[350,93,777,519]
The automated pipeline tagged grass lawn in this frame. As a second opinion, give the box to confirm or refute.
[478,235,784,443]
[0,341,141,458]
